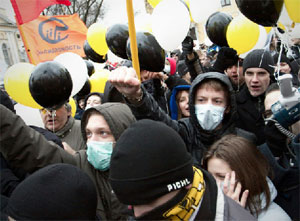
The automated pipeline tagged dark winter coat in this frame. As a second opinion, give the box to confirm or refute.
[126,72,256,166]
[236,86,266,145]
[0,103,135,220]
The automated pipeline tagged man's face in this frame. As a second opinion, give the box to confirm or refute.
[225,65,245,86]
[278,62,291,74]
[40,105,71,132]
[195,85,228,109]
[244,67,270,97]
[85,114,115,143]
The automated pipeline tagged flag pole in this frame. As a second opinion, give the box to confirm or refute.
[16,18,34,64]
[126,0,140,80]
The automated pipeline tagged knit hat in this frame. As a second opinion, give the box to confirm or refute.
[166,57,177,75]
[243,49,275,78]
[176,60,189,77]
[273,53,291,67]
[6,164,97,220]
[81,102,136,142]
[213,47,239,73]
[109,119,194,205]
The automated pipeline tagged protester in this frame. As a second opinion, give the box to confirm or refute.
[273,53,300,87]
[169,85,190,120]
[176,60,191,84]
[212,47,245,92]
[109,119,255,220]
[84,92,104,110]
[109,67,255,165]
[0,102,136,220]
[39,103,86,151]
[259,83,299,220]
[236,49,275,145]
[4,164,98,220]
[164,57,177,76]
[202,134,291,220]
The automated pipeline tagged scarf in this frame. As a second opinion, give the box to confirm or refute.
[163,167,205,220]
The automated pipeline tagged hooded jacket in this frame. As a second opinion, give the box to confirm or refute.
[0,103,136,220]
[169,85,190,120]
[126,72,256,166]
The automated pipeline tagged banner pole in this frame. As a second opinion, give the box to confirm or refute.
[126,0,140,80]
[16,18,35,64]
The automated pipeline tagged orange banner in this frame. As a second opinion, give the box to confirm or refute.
[19,14,87,64]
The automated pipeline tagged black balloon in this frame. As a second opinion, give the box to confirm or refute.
[235,0,283,27]
[126,32,165,72]
[105,24,129,59]
[83,40,107,63]
[29,61,73,109]
[205,12,233,47]
[84,60,95,77]
[76,78,91,97]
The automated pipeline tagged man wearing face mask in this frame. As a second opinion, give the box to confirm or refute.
[0,102,136,220]
[109,67,256,166]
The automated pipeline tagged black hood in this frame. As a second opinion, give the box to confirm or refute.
[188,72,237,142]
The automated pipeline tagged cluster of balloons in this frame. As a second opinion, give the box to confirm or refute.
[201,0,300,57]
[4,52,90,110]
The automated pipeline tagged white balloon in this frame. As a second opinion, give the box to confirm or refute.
[190,0,220,23]
[278,4,294,28]
[54,52,88,97]
[152,0,190,51]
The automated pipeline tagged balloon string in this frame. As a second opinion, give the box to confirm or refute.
[276,43,284,84]
[126,0,140,80]
[51,110,56,133]
[237,61,240,92]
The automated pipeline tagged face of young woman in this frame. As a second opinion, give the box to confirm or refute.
[207,157,232,183]
[177,90,190,118]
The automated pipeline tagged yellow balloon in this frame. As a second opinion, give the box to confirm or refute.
[148,0,162,8]
[4,63,41,109]
[265,26,273,33]
[284,0,300,23]
[89,69,110,93]
[87,23,109,56]
[226,15,260,55]
[68,97,76,117]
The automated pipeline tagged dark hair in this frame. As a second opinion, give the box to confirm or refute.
[196,78,231,108]
[202,134,271,217]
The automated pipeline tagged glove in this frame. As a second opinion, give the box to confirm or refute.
[181,36,194,54]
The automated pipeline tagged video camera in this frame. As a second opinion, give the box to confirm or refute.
[271,74,300,129]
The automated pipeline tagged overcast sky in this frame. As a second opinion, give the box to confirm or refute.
[1,0,147,26]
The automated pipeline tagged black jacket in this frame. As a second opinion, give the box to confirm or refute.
[236,86,266,145]
[126,72,256,166]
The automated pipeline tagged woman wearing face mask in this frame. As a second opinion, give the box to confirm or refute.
[109,68,256,166]
[202,134,291,220]
[0,102,136,220]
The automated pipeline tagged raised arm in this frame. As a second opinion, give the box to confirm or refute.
[0,105,76,173]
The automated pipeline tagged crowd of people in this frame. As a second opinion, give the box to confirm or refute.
[0,33,299,220]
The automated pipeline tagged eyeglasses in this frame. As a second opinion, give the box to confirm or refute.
[263,109,273,119]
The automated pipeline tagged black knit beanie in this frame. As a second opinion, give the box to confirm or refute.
[6,164,97,220]
[109,119,194,205]
[243,49,275,79]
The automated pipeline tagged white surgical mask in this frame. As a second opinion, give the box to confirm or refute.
[195,104,225,131]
